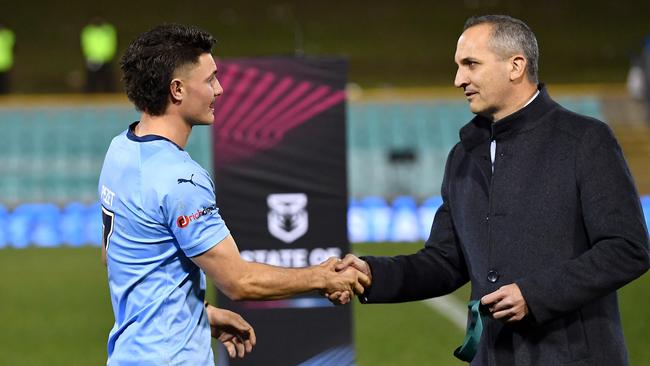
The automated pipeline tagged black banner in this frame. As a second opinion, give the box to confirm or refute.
[212,57,351,365]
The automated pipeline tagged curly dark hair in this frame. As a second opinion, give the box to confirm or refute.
[120,24,216,116]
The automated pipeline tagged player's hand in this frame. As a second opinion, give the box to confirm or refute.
[318,257,352,304]
[481,283,529,322]
[327,254,374,305]
[206,305,256,358]
[319,257,370,304]
[326,290,352,305]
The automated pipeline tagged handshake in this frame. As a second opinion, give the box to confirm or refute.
[319,254,372,305]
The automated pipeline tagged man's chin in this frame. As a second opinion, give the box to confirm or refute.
[469,103,483,115]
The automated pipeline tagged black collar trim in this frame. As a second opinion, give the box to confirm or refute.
[126,121,184,151]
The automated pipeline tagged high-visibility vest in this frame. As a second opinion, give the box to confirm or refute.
[0,28,15,72]
[81,23,117,64]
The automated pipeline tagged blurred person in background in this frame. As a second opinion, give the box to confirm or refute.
[335,14,650,365]
[81,16,117,93]
[99,23,367,365]
[627,35,650,121]
[642,36,650,121]
[0,23,15,94]
[626,57,645,100]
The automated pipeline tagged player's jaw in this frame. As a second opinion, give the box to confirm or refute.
[181,101,215,126]
[204,99,216,125]
[193,103,216,125]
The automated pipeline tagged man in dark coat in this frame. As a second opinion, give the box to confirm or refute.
[334,15,650,365]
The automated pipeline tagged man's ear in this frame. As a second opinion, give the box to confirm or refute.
[170,79,184,102]
[509,54,527,81]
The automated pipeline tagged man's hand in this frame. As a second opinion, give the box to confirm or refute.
[206,305,256,358]
[318,257,370,305]
[335,254,372,280]
[481,283,529,322]
[325,254,373,305]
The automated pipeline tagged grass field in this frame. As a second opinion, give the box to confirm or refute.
[0,244,648,365]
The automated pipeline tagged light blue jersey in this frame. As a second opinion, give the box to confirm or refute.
[98,122,229,366]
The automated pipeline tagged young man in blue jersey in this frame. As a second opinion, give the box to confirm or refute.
[98,24,368,366]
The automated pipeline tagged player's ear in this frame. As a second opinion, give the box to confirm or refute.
[170,79,184,102]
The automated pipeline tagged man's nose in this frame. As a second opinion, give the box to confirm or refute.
[454,68,468,89]
[214,79,224,97]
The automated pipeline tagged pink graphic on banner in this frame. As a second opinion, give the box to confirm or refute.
[232,76,293,140]
[212,61,346,164]
[213,64,240,124]
[218,68,259,132]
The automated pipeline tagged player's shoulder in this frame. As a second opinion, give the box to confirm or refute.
[146,152,212,194]
[104,129,129,151]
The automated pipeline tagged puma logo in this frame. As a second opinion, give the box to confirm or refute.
[177,174,196,186]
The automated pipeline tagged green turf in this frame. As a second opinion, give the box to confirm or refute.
[352,243,467,366]
[0,247,113,366]
[0,245,648,365]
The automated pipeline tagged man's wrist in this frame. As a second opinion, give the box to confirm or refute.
[310,266,328,292]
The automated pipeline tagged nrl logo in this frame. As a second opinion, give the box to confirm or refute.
[267,193,308,243]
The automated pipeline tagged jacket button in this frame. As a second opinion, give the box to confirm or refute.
[487,270,499,283]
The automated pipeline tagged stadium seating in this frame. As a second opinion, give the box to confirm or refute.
[347,101,470,199]
[418,196,443,241]
[0,195,648,247]
[348,198,370,243]
[8,203,39,248]
[0,204,7,248]
[84,201,104,247]
[31,203,61,247]
[0,97,604,205]
[60,202,89,247]
[0,105,211,206]
[360,196,392,242]
[0,96,620,248]
[389,196,420,242]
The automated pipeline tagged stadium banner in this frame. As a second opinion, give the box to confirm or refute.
[212,57,351,365]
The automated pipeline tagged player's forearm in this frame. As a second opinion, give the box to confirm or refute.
[194,235,339,301]
[224,262,327,301]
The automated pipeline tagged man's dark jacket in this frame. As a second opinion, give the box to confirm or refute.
[361,86,650,365]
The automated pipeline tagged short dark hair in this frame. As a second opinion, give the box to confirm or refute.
[120,24,216,116]
[464,15,539,83]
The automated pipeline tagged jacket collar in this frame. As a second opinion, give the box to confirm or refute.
[459,84,558,151]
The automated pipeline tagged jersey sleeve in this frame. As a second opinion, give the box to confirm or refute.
[162,169,230,258]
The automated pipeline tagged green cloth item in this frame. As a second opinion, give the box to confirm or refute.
[0,28,15,72]
[81,23,117,64]
[454,300,488,362]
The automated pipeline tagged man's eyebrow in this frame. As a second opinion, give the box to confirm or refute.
[459,57,479,65]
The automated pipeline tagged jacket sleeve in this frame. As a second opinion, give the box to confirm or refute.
[517,122,650,324]
[360,145,470,303]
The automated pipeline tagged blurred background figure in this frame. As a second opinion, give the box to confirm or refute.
[0,23,15,94]
[627,56,645,100]
[642,36,650,121]
[628,35,650,121]
[81,17,117,93]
